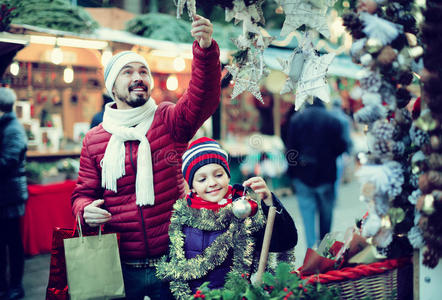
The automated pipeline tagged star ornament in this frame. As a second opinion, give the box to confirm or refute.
[278,47,306,94]
[290,50,335,110]
[226,54,269,103]
[225,0,265,24]
[277,0,337,38]
[175,0,196,19]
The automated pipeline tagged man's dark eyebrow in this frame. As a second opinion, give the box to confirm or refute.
[121,65,133,71]
[121,65,148,71]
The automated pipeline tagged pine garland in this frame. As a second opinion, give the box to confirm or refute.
[156,198,265,300]
[0,0,98,33]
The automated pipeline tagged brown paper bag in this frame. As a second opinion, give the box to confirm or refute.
[64,218,125,300]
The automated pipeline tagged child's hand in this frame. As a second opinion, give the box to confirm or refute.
[243,177,273,207]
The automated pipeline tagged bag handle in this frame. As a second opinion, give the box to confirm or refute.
[75,214,103,243]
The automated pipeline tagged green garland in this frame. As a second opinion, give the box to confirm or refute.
[156,198,265,300]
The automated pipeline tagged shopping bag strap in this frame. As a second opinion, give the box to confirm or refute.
[75,214,103,242]
[75,214,83,238]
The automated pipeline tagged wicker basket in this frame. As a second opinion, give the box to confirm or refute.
[326,267,397,299]
[301,258,412,300]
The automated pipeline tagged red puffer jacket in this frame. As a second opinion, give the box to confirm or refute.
[71,40,221,260]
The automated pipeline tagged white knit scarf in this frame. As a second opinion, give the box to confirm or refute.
[101,99,158,206]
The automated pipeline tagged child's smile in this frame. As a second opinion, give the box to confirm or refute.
[192,163,230,203]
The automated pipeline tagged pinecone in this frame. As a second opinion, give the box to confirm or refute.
[410,124,430,147]
[342,12,366,40]
[354,104,387,125]
[396,88,412,109]
[423,247,441,268]
[386,161,404,198]
[372,120,395,140]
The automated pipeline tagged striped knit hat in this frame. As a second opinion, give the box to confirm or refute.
[182,137,230,188]
[104,51,154,100]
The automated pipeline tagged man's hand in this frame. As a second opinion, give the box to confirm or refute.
[191,15,213,49]
[243,177,273,207]
[83,199,112,227]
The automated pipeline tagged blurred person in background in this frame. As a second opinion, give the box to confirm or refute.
[287,97,348,249]
[0,87,28,300]
[331,98,354,191]
[90,93,113,128]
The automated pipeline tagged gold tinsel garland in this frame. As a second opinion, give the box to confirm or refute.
[156,198,265,299]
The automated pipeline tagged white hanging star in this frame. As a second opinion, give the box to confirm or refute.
[226,52,269,103]
[175,0,196,19]
[232,21,273,51]
[277,0,337,38]
[288,49,335,110]
[225,0,265,25]
[278,47,307,94]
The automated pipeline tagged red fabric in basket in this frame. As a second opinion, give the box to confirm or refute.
[300,257,412,284]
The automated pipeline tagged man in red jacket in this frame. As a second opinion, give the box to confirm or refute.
[71,15,221,300]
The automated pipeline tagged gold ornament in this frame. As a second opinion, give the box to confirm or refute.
[365,38,384,54]
[415,109,437,132]
[422,194,435,215]
[387,208,404,226]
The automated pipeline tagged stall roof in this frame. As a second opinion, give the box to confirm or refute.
[7,23,231,60]
[5,23,361,78]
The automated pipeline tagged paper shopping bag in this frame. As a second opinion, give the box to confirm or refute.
[63,221,125,300]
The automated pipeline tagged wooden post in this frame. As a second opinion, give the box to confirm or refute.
[413,249,419,300]
[255,206,277,284]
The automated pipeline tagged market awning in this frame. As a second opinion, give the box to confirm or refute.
[0,32,28,78]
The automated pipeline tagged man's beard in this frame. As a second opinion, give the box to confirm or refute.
[116,82,150,108]
[126,93,149,108]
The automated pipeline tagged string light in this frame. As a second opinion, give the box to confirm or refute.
[51,44,63,65]
[10,61,19,76]
[166,75,178,91]
[173,57,186,72]
[63,66,74,83]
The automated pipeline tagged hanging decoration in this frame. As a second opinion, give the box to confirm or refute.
[342,0,424,259]
[275,0,337,38]
[175,0,196,19]
[174,0,336,106]
[275,0,336,110]
[278,39,335,110]
[412,0,442,269]
[226,51,269,103]
[221,0,271,102]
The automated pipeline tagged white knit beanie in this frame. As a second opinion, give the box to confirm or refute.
[104,51,154,100]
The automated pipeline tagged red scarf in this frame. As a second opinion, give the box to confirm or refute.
[186,185,258,215]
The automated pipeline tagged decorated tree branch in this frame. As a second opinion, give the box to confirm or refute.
[342,0,424,259]
[413,0,442,268]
